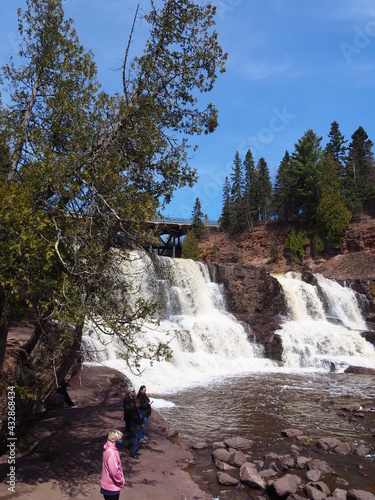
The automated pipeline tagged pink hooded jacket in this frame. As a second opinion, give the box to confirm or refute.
[100,440,125,492]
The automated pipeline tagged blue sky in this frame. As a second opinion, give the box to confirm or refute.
[1,0,375,221]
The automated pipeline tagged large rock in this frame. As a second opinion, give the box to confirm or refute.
[224,436,253,451]
[347,490,375,500]
[345,366,375,375]
[305,485,327,500]
[212,448,231,463]
[228,448,247,467]
[239,462,266,489]
[269,474,301,498]
[217,471,240,486]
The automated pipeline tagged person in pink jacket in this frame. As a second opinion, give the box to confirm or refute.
[100,429,126,500]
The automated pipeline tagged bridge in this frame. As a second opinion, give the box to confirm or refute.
[145,216,219,257]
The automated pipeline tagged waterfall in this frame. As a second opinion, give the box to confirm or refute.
[82,257,375,393]
[274,272,375,371]
[82,251,274,393]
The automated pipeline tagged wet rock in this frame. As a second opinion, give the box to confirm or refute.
[311,481,331,496]
[217,471,240,486]
[336,478,349,486]
[228,448,247,467]
[275,454,296,471]
[269,474,301,498]
[290,444,300,455]
[265,451,280,460]
[259,468,277,477]
[296,456,311,469]
[224,436,253,451]
[344,366,375,375]
[353,445,371,457]
[212,441,226,450]
[281,429,305,438]
[305,485,327,500]
[212,448,231,463]
[347,490,375,500]
[306,469,322,482]
[308,459,334,474]
[192,441,208,450]
[239,462,266,489]
[332,489,348,500]
[213,458,236,471]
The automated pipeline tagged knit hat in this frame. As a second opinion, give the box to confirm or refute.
[127,386,135,393]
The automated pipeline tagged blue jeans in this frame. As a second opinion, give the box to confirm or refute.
[130,431,139,457]
[140,416,149,440]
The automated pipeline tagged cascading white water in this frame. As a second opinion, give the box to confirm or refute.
[82,251,275,393]
[274,272,375,371]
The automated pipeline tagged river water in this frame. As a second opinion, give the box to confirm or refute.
[82,251,375,496]
[154,371,375,497]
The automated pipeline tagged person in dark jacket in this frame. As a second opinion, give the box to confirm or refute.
[127,398,143,459]
[123,386,136,432]
[57,379,77,408]
[137,385,153,442]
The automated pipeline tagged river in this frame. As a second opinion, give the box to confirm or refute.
[82,251,375,496]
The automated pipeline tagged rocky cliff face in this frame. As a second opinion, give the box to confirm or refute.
[201,216,375,362]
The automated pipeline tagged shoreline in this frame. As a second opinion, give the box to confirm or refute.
[0,365,211,500]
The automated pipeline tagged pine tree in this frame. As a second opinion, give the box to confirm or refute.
[191,197,205,240]
[344,126,375,214]
[272,150,295,224]
[243,149,256,230]
[229,151,245,234]
[290,129,324,222]
[181,230,200,260]
[317,153,351,249]
[255,157,272,221]
[219,176,232,232]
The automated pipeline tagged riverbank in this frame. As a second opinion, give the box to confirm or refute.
[0,365,211,500]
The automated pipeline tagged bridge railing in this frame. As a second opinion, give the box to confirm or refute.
[149,215,219,226]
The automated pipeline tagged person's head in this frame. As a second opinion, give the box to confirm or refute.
[138,385,146,395]
[127,386,135,397]
[108,429,123,443]
[131,397,141,408]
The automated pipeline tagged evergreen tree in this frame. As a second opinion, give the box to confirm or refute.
[272,150,295,224]
[0,133,10,179]
[255,157,272,221]
[317,153,351,250]
[290,129,324,222]
[0,0,227,380]
[325,121,347,167]
[344,126,375,214]
[191,197,205,240]
[229,151,245,234]
[243,149,257,230]
[181,230,200,260]
[219,176,232,232]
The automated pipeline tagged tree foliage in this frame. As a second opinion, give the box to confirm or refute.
[0,0,227,385]
[317,154,351,250]
[191,197,206,240]
[181,230,200,260]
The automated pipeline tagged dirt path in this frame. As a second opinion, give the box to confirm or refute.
[0,365,211,500]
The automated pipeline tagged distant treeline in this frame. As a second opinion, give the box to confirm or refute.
[217,122,374,251]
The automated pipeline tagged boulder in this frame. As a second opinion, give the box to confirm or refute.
[275,454,295,471]
[311,482,331,496]
[281,429,305,438]
[353,445,371,457]
[212,441,226,450]
[224,436,253,451]
[332,489,348,500]
[317,437,344,451]
[212,448,231,463]
[239,462,266,489]
[217,471,240,486]
[213,458,236,471]
[259,468,277,477]
[305,485,327,500]
[269,474,301,498]
[228,448,247,467]
[344,366,375,375]
[347,491,375,500]
[296,456,311,469]
[192,441,208,450]
[308,459,334,474]
[306,470,322,482]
